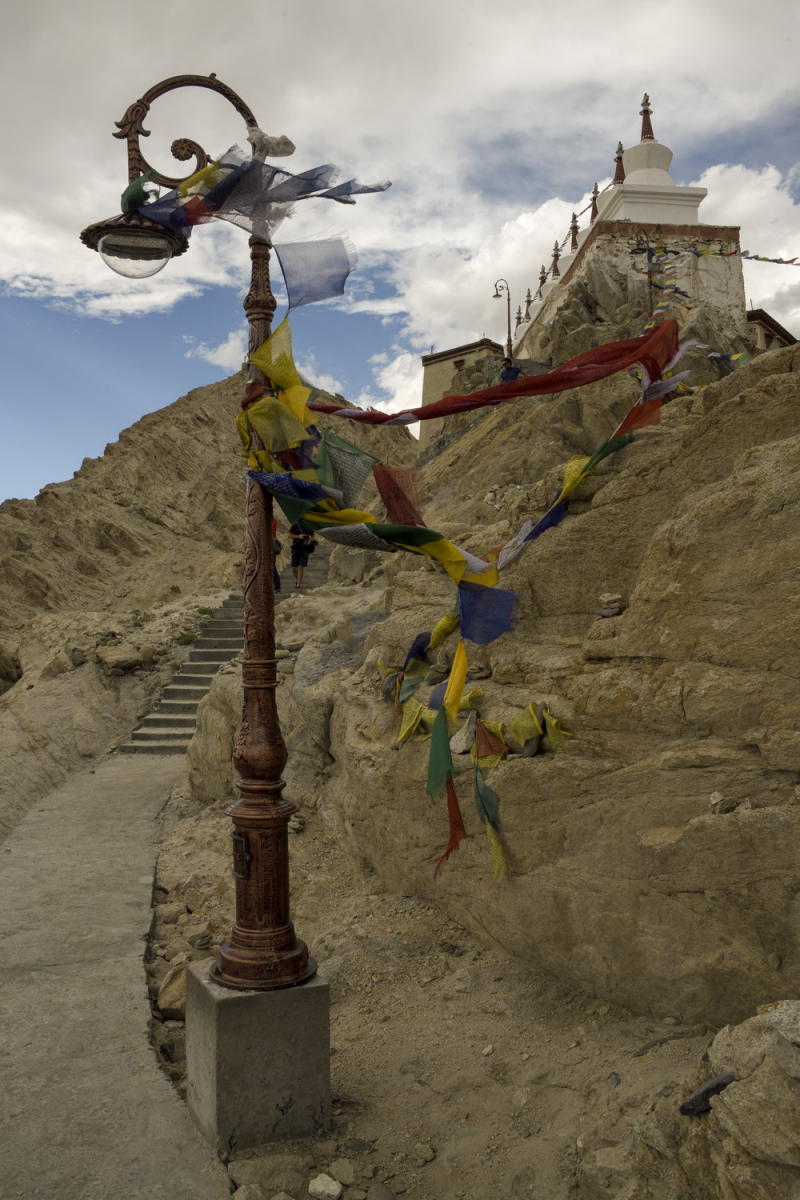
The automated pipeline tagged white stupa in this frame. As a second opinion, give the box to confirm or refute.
[597,94,707,224]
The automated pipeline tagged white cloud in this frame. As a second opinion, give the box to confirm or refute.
[4,0,800,324]
[295,353,344,396]
[185,327,248,371]
[691,162,800,329]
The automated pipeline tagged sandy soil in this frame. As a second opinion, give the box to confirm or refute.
[149,784,714,1200]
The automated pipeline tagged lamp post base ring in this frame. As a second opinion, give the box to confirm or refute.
[211,949,317,992]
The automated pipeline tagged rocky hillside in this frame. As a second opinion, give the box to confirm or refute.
[0,373,412,837]
[189,329,800,1033]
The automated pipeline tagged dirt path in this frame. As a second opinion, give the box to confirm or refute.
[152,785,715,1199]
[0,755,230,1200]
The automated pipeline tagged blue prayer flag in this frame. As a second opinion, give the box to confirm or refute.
[457,582,517,645]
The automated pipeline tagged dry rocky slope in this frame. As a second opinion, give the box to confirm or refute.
[0,374,411,837]
[184,313,800,1197]
[4,300,800,1198]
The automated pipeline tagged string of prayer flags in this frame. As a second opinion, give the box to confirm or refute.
[139,144,391,241]
[308,320,679,426]
[274,237,357,310]
[646,244,800,267]
[373,464,426,526]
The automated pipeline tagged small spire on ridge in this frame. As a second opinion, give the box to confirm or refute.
[551,240,561,279]
[569,212,579,252]
[640,93,655,142]
[613,141,625,185]
[590,182,599,223]
[536,264,547,298]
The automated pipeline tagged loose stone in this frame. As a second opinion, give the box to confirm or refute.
[308,1174,343,1200]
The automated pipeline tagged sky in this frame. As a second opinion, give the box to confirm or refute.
[1,0,799,501]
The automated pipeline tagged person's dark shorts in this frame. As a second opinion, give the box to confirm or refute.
[291,542,311,568]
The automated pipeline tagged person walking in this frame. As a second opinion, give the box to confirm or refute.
[288,523,317,589]
[500,356,522,382]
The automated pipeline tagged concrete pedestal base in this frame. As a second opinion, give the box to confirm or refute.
[186,961,330,1152]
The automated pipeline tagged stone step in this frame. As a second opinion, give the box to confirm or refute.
[153,700,200,716]
[190,637,243,652]
[175,663,223,676]
[188,650,240,663]
[131,729,192,742]
[136,715,196,728]
[200,623,242,635]
[118,742,188,755]
[162,685,208,701]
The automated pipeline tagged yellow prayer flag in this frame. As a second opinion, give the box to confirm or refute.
[301,506,379,527]
[249,319,304,391]
[244,396,309,453]
[509,703,543,751]
[178,160,226,196]
[429,611,460,650]
[486,823,510,882]
[396,698,425,745]
[557,455,591,503]
[443,640,468,723]
[542,707,574,749]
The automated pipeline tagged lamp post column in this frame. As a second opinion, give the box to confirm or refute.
[493,277,513,359]
[91,71,313,991]
[212,229,315,991]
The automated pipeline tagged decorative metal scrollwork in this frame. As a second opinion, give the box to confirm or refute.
[113,72,259,186]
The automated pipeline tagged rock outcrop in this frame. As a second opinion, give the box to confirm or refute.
[580,1001,800,1199]
[189,336,800,1030]
[0,372,412,837]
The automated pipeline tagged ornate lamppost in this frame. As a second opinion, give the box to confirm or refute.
[81,74,314,992]
[492,277,514,358]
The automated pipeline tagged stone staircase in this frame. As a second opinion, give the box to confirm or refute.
[119,545,331,755]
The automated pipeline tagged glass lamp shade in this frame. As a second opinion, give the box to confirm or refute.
[98,228,173,278]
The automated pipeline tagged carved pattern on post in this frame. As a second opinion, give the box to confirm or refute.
[244,237,277,353]
[113,73,258,186]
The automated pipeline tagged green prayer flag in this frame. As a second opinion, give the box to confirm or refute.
[582,433,635,476]
[426,707,453,799]
[474,768,500,829]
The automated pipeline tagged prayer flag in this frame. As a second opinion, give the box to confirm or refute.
[249,319,304,391]
[373,464,426,526]
[443,640,468,723]
[308,320,679,425]
[275,237,357,310]
[316,430,379,508]
[426,708,453,799]
[457,580,516,645]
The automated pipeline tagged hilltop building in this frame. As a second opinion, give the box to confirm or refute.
[419,95,793,448]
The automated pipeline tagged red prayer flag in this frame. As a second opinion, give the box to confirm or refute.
[613,395,663,437]
[433,776,468,877]
[309,320,679,426]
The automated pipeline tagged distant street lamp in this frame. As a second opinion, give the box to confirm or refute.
[492,278,514,358]
[81,74,314,992]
